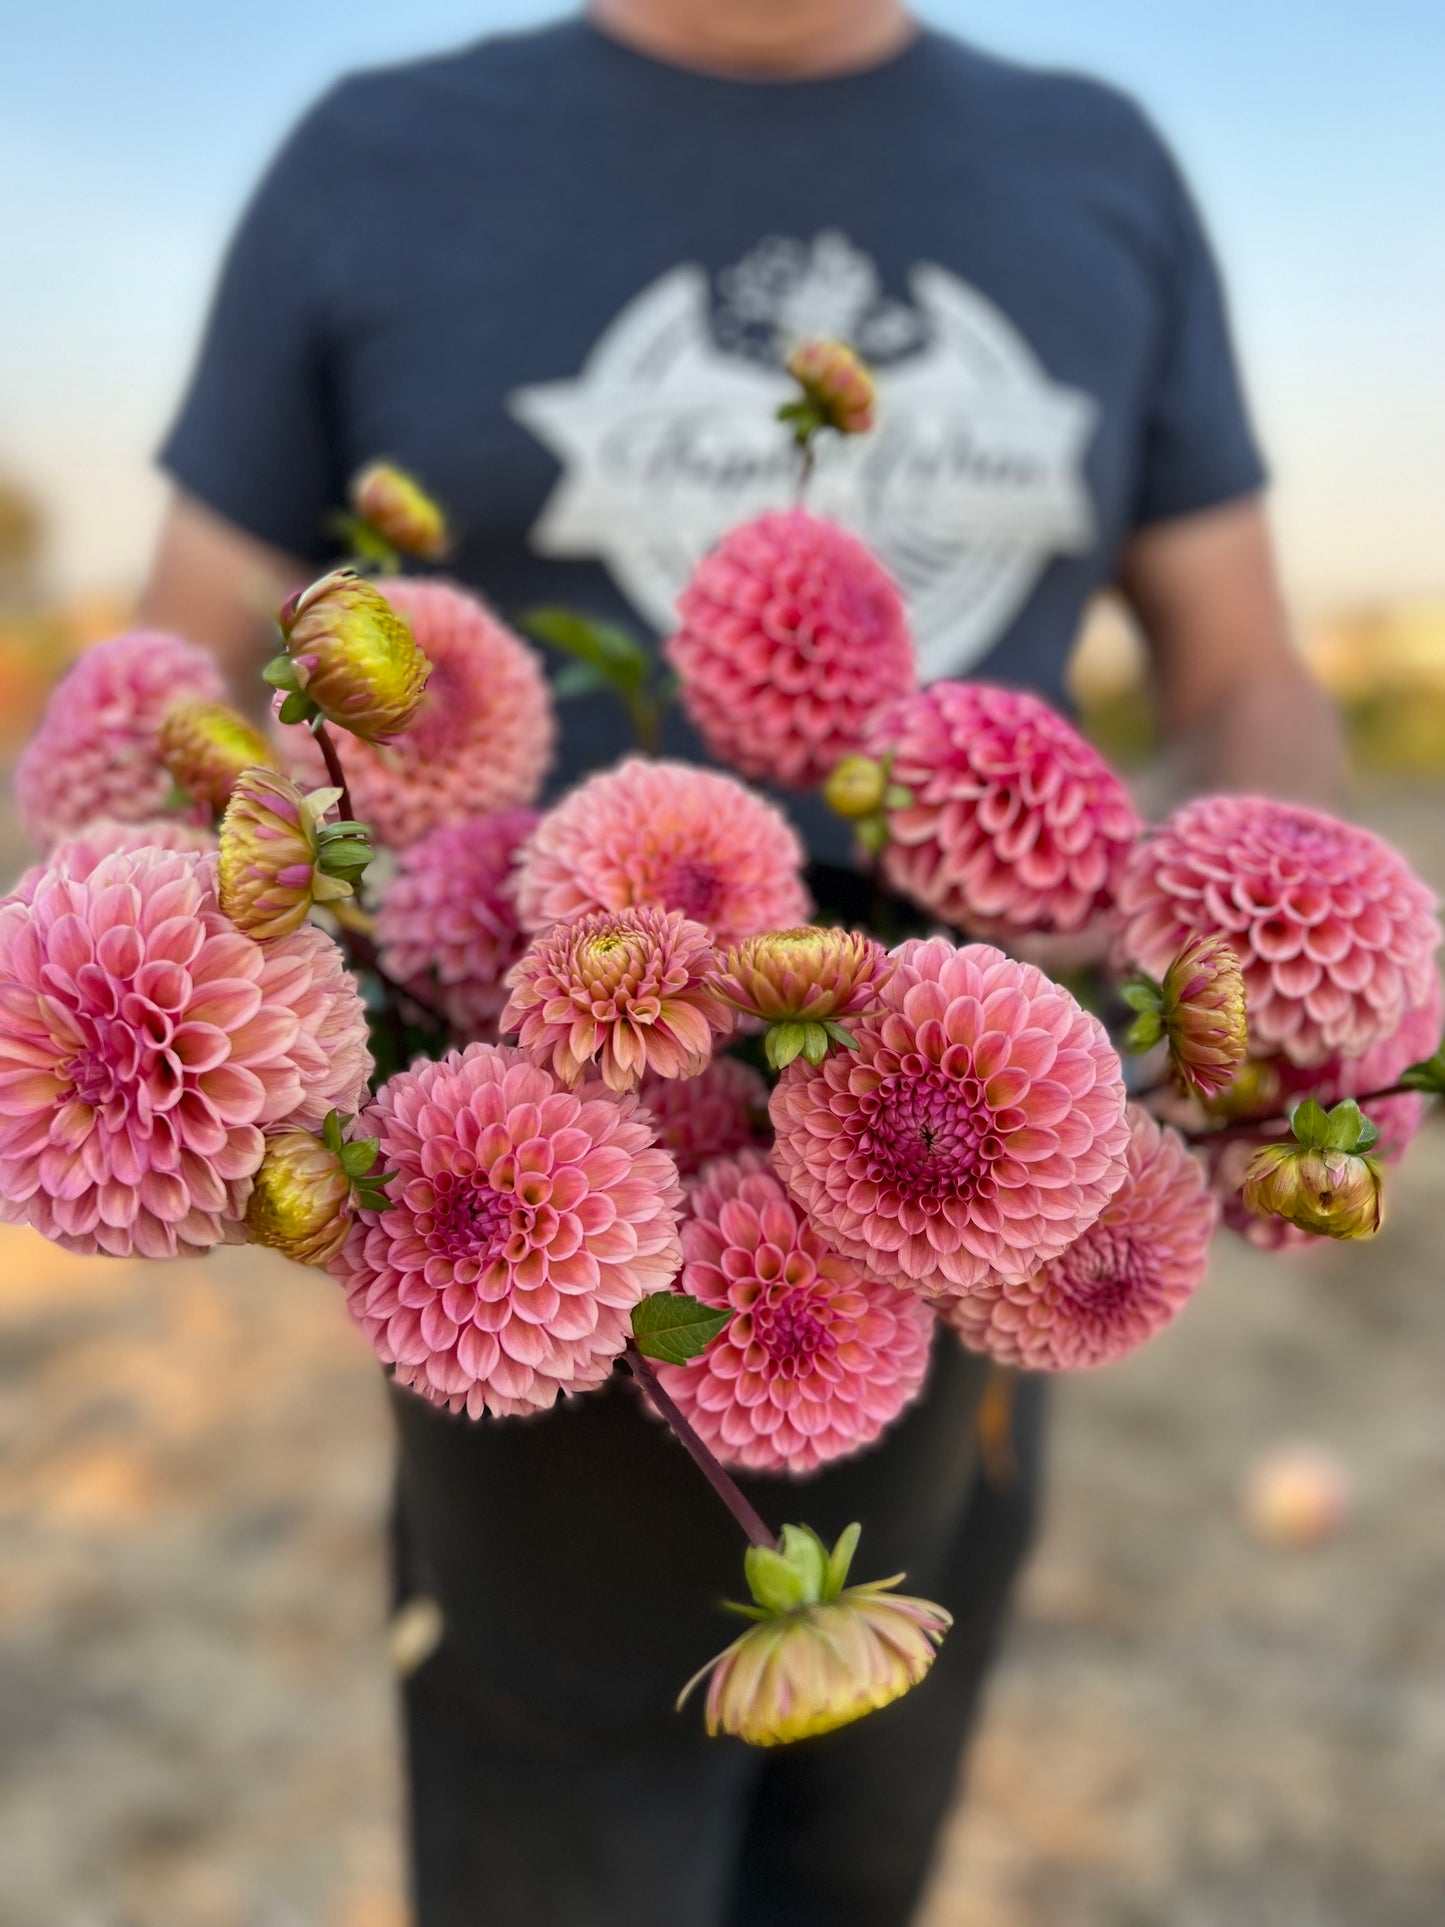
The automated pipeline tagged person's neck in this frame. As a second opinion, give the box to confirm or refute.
[586,0,917,80]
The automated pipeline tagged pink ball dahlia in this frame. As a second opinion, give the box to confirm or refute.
[771,937,1131,1297]
[279,578,554,848]
[15,631,227,848]
[514,758,810,948]
[861,682,1141,938]
[666,510,915,788]
[0,848,371,1257]
[331,1042,684,1419]
[635,1055,770,1176]
[944,1107,1216,1370]
[375,810,539,1039]
[6,816,217,907]
[1116,795,1441,1066]
[502,906,731,1092]
[653,1150,934,1474]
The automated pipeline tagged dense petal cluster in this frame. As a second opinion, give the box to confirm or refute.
[350,461,449,559]
[1159,934,1248,1099]
[514,758,810,949]
[245,1129,362,1267]
[281,579,555,848]
[655,1150,933,1474]
[0,848,370,1256]
[635,1055,769,1175]
[331,1043,684,1418]
[375,811,539,1038]
[503,906,730,1091]
[15,631,227,847]
[1116,795,1441,1065]
[6,817,216,907]
[944,1107,1216,1369]
[862,682,1141,937]
[711,926,893,1025]
[667,511,914,787]
[771,937,1131,1296]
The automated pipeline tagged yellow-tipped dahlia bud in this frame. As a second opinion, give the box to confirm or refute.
[245,1114,391,1267]
[1242,1142,1383,1240]
[679,1523,950,1747]
[350,461,449,561]
[271,569,430,743]
[784,339,877,437]
[711,926,893,1069]
[823,753,889,821]
[1125,934,1247,1099]
[157,699,279,815]
[218,767,372,942]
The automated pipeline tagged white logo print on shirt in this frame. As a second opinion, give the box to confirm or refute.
[509,233,1098,680]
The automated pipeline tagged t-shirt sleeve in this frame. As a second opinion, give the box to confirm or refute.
[158,94,351,560]
[1132,140,1267,526]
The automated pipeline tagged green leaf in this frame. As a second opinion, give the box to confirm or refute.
[1399,1047,1445,1095]
[1321,1097,1369,1152]
[551,660,611,700]
[521,607,649,692]
[630,1292,732,1365]
[1124,1009,1164,1053]
[824,1522,862,1600]
[262,653,300,692]
[339,1137,381,1179]
[1119,977,1163,1015]
[322,1111,346,1154]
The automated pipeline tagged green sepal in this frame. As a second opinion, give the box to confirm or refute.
[778,1525,828,1605]
[1290,1096,1376,1154]
[764,1021,807,1071]
[855,815,889,856]
[277,689,318,727]
[630,1292,732,1365]
[881,783,914,812]
[823,1522,862,1601]
[1399,1046,1445,1096]
[1124,1009,1164,1053]
[720,1600,773,1623]
[321,1110,348,1154]
[339,1137,381,1180]
[353,1173,395,1212]
[1119,976,1163,1015]
[744,1544,808,1615]
[799,1022,831,1067]
[821,1020,860,1053]
[262,653,300,692]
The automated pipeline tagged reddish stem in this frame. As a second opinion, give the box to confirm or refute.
[1176,1081,1420,1146]
[623,1341,775,1550]
[310,717,357,828]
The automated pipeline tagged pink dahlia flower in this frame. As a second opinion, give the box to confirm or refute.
[654,1150,934,1474]
[666,510,914,788]
[0,848,370,1257]
[944,1107,1216,1369]
[635,1055,769,1175]
[862,682,1141,937]
[15,631,227,848]
[503,906,731,1092]
[771,936,1131,1297]
[331,1042,684,1418]
[6,816,217,907]
[375,810,539,1039]
[514,758,810,949]
[1116,795,1440,1066]
[279,578,554,848]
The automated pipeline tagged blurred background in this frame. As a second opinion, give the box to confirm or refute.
[2,4,1442,1923]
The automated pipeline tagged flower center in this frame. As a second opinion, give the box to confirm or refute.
[756,1287,831,1370]
[860,1069,999,1199]
[429,1170,512,1260]
[1057,1229,1159,1327]
[662,859,722,923]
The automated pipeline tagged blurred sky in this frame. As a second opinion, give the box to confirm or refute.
[1,1,1441,609]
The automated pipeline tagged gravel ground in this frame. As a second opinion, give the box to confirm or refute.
[2,786,1442,1927]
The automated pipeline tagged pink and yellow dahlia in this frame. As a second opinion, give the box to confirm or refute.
[218,769,368,941]
[514,758,809,949]
[666,511,914,788]
[771,937,1131,1297]
[350,461,449,560]
[278,569,431,742]
[710,926,893,1026]
[785,339,877,437]
[331,1043,683,1418]
[635,1055,770,1175]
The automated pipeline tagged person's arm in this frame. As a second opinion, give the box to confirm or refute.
[1119,496,1345,805]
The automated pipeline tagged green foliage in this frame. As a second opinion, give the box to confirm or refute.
[630,1292,732,1365]
[1289,1095,1379,1154]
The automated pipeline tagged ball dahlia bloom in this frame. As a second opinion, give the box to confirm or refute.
[635,1055,769,1175]
[278,569,431,743]
[15,631,227,848]
[711,926,893,1026]
[5,817,216,907]
[514,758,809,949]
[0,848,371,1257]
[666,511,914,788]
[860,682,1141,938]
[503,906,731,1092]
[331,1042,683,1418]
[943,1107,1216,1370]
[350,461,449,560]
[374,810,539,1038]
[280,579,555,849]
[771,937,1131,1297]
[1115,795,1441,1066]
[654,1150,934,1474]
[157,699,278,814]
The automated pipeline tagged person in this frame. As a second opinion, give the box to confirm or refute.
[141,4,1343,1922]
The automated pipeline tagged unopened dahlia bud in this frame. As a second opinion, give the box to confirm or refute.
[350,461,449,560]
[1242,1143,1383,1240]
[157,699,278,814]
[219,767,372,941]
[712,926,893,1069]
[270,569,430,742]
[679,1523,950,1747]
[823,753,889,820]
[784,339,877,437]
[1125,935,1247,1099]
[245,1114,391,1267]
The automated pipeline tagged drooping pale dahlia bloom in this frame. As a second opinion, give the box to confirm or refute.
[5,817,216,907]
[375,810,539,1038]
[157,699,278,814]
[280,579,555,848]
[0,848,371,1257]
[514,758,810,948]
[635,1055,769,1176]
[861,682,1141,937]
[503,906,731,1092]
[666,511,914,788]
[1116,795,1441,1066]
[1242,1140,1383,1241]
[331,1043,683,1418]
[943,1107,1216,1370]
[771,937,1131,1297]
[711,926,893,1026]
[654,1150,934,1474]
[15,631,227,847]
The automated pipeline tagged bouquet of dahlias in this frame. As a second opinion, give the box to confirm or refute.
[5,344,1442,1746]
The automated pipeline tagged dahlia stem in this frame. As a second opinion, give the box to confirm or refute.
[1176,1080,1422,1146]
[623,1341,776,1549]
[311,717,358,829]
[796,438,816,505]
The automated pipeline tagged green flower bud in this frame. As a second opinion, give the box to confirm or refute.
[245,1115,390,1267]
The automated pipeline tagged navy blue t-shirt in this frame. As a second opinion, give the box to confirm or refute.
[162,19,1264,854]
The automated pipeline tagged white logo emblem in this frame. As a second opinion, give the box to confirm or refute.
[510,233,1098,680]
